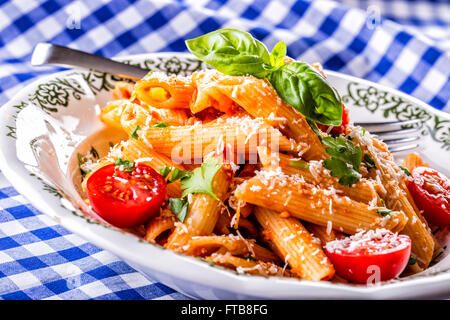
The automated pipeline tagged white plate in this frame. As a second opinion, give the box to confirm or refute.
[0,52,449,299]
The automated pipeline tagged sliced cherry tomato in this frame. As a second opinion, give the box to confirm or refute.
[324,229,411,284]
[86,163,167,228]
[406,166,450,226]
[317,103,349,135]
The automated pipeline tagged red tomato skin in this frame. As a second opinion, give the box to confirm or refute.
[325,241,411,284]
[406,167,450,226]
[86,163,167,228]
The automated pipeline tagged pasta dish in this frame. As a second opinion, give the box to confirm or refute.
[77,29,449,284]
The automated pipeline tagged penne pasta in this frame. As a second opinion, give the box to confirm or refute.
[135,115,306,164]
[205,71,327,160]
[348,128,435,268]
[254,207,335,281]
[257,146,381,204]
[234,170,407,235]
[303,222,345,245]
[207,253,296,278]
[134,72,194,109]
[185,235,279,262]
[112,81,134,100]
[144,207,176,244]
[79,31,449,284]
[402,152,429,172]
[165,158,233,251]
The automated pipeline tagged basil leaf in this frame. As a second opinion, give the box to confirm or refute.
[269,41,286,67]
[185,29,271,78]
[267,62,343,126]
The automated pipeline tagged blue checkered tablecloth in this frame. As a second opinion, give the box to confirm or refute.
[0,0,449,300]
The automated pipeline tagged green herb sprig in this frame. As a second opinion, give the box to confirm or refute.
[399,165,411,176]
[159,165,192,184]
[322,136,362,186]
[131,125,140,139]
[168,198,189,222]
[167,158,227,221]
[114,158,135,172]
[362,154,376,170]
[185,29,343,126]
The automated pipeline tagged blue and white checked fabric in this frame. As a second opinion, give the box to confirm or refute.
[0,0,449,300]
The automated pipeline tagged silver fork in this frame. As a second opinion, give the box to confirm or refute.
[31,43,423,153]
[353,119,423,153]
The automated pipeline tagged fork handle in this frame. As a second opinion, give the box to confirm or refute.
[31,43,150,81]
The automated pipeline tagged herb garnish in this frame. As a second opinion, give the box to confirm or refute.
[408,256,417,265]
[185,29,342,126]
[168,198,189,222]
[180,158,223,202]
[377,208,392,217]
[159,165,192,184]
[131,125,140,139]
[167,158,227,220]
[362,154,376,170]
[290,160,310,170]
[152,122,169,128]
[399,165,411,176]
[114,158,135,172]
[377,199,392,216]
[322,136,362,186]
[77,147,100,178]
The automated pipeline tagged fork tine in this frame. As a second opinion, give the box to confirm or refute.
[373,126,422,138]
[388,143,420,153]
[382,136,422,146]
[354,119,422,133]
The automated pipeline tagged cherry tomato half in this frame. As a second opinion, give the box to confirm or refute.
[317,103,349,135]
[324,229,411,284]
[86,163,167,228]
[406,166,450,226]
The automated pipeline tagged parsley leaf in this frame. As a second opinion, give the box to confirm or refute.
[180,158,223,201]
[362,153,376,170]
[399,165,411,176]
[322,136,362,186]
[131,125,140,139]
[159,165,172,179]
[159,165,192,184]
[169,198,189,222]
[377,208,392,217]
[152,122,169,128]
[114,158,135,172]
